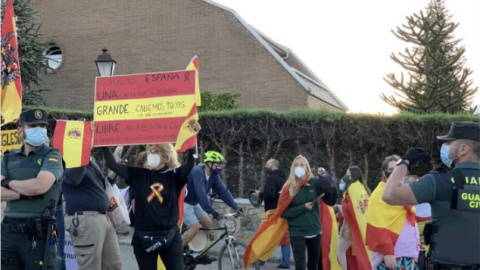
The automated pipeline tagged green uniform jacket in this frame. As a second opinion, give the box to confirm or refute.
[1,144,64,218]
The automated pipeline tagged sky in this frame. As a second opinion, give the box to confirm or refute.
[212,0,480,115]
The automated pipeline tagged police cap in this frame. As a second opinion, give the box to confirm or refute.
[436,121,480,142]
[19,109,48,125]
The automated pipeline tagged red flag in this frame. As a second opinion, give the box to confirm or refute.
[1,0,22,126]
[53,120,92,168]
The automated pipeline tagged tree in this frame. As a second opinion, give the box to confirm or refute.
[381,0,477,114]
[2,0,50,105]
[198,91,240,112]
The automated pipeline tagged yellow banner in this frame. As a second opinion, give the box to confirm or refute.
[1,129,22,155]
[94,95,195,121]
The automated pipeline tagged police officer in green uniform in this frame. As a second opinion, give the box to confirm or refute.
[1,109,64,270]
[382,121,480,270]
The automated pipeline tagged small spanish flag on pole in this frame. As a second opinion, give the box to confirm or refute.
[53,120,93,168]
[1,0,23,126]
[174,103,199,153]
[185,55,201,106]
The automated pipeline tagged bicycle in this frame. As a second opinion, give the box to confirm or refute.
[183,213,260,270]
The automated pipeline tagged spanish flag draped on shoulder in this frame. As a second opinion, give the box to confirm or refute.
[53,120,92,168]
[366,179,416,265]
[185,55,201,106]
[1,0,22,126]
[173,103,198,153]
[320,200,341,270]
[244,178,314,268]
[342,181,372,269]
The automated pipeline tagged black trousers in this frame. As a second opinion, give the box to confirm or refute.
[290,234,321,270]
[133,229,183,270]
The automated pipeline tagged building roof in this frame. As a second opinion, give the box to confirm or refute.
[204,0,348,111]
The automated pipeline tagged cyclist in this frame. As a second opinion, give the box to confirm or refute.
[182,150,243,264]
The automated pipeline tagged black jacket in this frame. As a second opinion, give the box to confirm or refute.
[262,170,287,211]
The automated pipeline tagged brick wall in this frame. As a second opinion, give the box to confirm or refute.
[30,0,331,112]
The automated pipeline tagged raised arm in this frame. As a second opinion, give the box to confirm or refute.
[101,147,129,179]
[178,149,195,188]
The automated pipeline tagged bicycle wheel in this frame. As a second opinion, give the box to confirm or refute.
[218,240,260,270]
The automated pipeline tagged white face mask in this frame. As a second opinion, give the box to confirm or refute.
[147,154,161,169]
[294,167,306,178]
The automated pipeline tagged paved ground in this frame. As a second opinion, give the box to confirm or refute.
[118,232,291,270]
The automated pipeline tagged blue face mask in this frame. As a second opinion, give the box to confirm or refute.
[25,127,48,146]
[440,143,456,168]
[212,167,222,175]
[339,183,346,191]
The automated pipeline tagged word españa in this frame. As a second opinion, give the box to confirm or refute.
[144,72,189,82]
[96,104,130,115]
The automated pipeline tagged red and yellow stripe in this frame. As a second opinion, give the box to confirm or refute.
[342,181,372,269]
[173,103,198,153]
[1,0,22,126]
[320,201,341,269]
[53,120,92,168]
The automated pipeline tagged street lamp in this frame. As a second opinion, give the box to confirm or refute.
[94,47,116,77]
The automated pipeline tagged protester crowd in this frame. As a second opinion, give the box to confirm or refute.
[1,109,479,270]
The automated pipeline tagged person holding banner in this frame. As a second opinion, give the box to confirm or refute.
[1,109,65,269]
[62,155,123,270]
[102,142,196,270]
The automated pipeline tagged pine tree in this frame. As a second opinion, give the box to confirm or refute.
[2,0,50,105]
[381,0,477,114]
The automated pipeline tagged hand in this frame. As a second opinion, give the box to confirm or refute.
[383,255,397,269]
[236,208,244,217]
[305,202,314,211]
[212,211,223,220]
[402,148,429,167]
[254,190,260,197]
[1,179,12,188]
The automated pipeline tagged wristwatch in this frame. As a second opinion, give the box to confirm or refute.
[396,159,410,170]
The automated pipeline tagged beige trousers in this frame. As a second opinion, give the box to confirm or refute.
[65,211,122,270]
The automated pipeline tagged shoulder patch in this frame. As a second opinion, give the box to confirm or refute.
[48,157,59,163]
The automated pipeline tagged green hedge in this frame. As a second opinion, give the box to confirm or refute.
[5,106,479,196]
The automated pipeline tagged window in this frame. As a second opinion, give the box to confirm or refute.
[43,44,63,73]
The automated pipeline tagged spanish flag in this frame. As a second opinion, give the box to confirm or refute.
[185,55,201,106]
[173,103,198,153]
[366,179,416,263]
[53,120,92,168]
[342,181,372,269]
[1,0,22,126]
[244,179,313,268]
[320,201,341,270]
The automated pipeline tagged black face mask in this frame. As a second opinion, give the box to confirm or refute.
[263,167,271,175]
[384,171,392,179]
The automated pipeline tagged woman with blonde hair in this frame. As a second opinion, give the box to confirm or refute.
[280,155,336,270]
[102,143,194,270]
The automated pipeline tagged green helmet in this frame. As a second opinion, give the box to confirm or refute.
[204,151,226,163]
